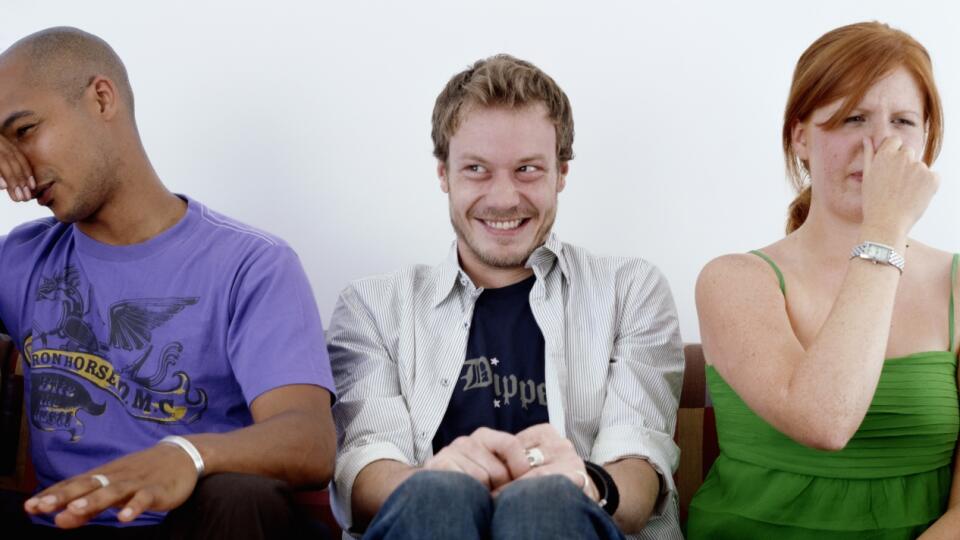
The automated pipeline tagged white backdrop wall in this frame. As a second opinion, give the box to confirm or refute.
[2,1,958,342]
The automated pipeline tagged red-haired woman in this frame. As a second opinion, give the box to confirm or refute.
[687,22,959,539]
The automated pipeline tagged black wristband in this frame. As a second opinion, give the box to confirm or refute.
[584,461,620,516]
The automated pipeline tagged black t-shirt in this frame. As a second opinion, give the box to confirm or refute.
[432,275,549,453]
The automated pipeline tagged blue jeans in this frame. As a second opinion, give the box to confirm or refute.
[364,470,625,540]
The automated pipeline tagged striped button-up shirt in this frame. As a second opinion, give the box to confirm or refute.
[328,234,685,539]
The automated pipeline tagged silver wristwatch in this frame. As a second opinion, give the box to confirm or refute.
[850,242,905,274]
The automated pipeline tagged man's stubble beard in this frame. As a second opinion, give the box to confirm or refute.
[449,202,557,269]
[61,148,121,224]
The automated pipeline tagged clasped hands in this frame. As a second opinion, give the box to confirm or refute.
[23,441,200,528]
[422,424,599,501]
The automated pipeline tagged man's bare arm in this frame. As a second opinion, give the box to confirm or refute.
[351,459,418,529]
[605,457,660,533]
[191,384,335,486]
[25,384,335,528]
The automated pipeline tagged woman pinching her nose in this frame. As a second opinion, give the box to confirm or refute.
[687,21,959,539]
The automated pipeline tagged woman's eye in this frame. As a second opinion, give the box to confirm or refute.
[844,115,865,124]
[894,118,917,127]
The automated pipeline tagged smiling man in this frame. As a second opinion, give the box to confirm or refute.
[0,27,336,539]
[327,55,685,540]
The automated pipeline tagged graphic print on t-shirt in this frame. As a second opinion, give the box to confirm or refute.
[433,276,549,452]
[459,354,547,410]
[23,265,208,441]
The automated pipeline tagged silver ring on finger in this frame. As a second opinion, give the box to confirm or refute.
[525,447,545,467]
[91,474,110,489]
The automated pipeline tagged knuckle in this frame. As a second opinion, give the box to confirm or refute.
[137,490,155,507]
[473,426,493,438]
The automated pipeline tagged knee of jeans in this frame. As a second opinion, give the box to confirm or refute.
[497,474,582,510]
[191,472,293,515]
[398,470,489,506]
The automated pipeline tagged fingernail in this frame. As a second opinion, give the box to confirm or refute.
[24,497,38,508]
[28,176,36,189]
[41,494,57,505]
[119,507,134,520]
[69,498,88,510]
[14,186,22,201]
[0,176,6,189]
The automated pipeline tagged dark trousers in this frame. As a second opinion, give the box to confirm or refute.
[2,473,329,540]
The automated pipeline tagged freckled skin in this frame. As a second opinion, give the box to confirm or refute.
[796,67,926,222]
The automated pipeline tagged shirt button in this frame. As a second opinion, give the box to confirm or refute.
[462,321,469,329]
[419,431,427,439]
[440,378,450,387]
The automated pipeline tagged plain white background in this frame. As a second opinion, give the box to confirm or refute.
[1,1,957,342]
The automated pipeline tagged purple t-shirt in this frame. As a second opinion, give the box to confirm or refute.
[0,196,335,527]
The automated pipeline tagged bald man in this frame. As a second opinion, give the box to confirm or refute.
[0,27,336,538]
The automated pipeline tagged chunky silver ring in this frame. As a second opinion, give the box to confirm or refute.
[525,447,545,467]
[91,474,110,489]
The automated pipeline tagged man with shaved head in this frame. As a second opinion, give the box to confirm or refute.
[0,27,337,538]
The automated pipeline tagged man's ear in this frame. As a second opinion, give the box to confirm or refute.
[438,160,449,193]
[85,75,121,121]
[557,161,569,193]
[791,121,809,161]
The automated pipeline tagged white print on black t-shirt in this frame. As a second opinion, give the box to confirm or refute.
[461,355,547,410]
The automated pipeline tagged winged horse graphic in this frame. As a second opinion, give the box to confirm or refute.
[33,266,198,385]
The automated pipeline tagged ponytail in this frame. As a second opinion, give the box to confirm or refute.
[786,185,812,234]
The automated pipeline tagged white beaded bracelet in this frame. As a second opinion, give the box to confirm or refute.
[159,435,205,476]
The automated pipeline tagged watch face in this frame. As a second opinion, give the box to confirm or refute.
[864,244,890,260]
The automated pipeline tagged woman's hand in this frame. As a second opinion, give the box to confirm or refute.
[861,135,939,240]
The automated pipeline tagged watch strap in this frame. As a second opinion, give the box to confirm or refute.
[850,241,905,274]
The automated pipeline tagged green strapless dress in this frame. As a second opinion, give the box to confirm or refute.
[686,252,959,539]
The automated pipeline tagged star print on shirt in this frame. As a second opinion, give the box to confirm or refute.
[491,357,499,366]
[493,399,501,408]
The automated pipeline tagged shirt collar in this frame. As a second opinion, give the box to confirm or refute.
[430,233,568,308]
[525,233,567,278]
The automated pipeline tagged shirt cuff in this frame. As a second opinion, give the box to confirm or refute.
[331,441,412,532]
[589,424,679,518]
